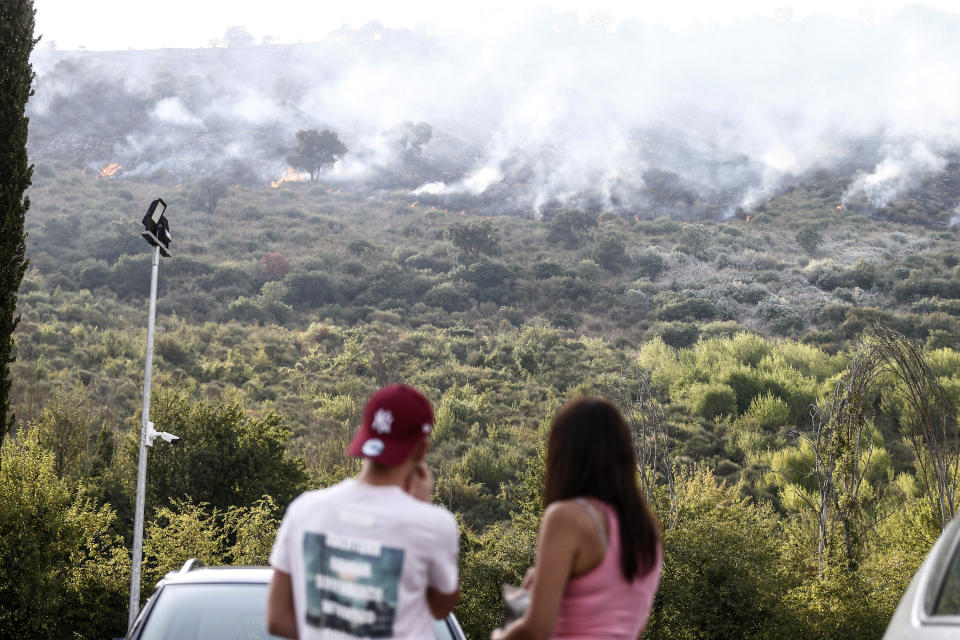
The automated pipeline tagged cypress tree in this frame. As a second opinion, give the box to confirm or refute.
[0,0,37,438]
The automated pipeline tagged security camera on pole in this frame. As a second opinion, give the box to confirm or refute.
[128,199,181,631]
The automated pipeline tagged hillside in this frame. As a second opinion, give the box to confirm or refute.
[9,159,960,638]
[11,15,960,637]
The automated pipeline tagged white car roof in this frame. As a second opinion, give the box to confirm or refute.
[160,566,274,585]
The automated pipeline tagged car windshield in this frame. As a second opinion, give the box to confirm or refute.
[136,583,283,640]
[135,581,456,639]
[935,544,960,615]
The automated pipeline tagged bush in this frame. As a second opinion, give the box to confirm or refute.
[678,223,711,258]
[656,297,719,322]
[592,231,630,273]
[795,225,823,255]
[546,209,598,248]
[346,238,377,255]
[735,392,791,433]
[647,321,700,349]
[635,248,667,279]
[282,270,338,307]
[260,252,291,280]
[463,260,517,304]
[686,382,738,419]
[531,260,569,279]
[423,282,473,312]
[446,219,500,263]
[804,259,844,291]
[847,258,877,289]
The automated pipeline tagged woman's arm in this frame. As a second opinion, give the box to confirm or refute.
[491,502,584,640]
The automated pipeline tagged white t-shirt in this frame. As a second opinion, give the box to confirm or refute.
[270,478,459,640]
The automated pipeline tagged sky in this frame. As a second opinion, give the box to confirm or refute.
[32,0,960,51]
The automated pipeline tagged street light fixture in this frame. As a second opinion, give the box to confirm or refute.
[140,198,172,257]
[128,199,176,631]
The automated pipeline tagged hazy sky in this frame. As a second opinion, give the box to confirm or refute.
[32,0,960,50]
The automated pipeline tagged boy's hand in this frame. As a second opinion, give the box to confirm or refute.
[405,461,434,502]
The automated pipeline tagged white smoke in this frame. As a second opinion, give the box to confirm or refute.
[152,98,203,127]
[27,5,960,216]
[843,142,947,207]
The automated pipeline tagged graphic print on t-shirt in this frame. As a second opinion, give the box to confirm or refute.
[303,531,405,638]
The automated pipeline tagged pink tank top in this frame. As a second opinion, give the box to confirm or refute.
[550,500,662,639]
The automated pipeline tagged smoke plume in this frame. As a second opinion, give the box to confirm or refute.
[27,6,960,218]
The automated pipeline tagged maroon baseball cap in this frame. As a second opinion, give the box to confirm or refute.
[347,384,435,466]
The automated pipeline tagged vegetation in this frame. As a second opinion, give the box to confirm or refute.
[0,0,36,435]
[7,160,960,639]
[287,129,348,181]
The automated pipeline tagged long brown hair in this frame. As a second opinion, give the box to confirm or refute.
[544,397,660,580]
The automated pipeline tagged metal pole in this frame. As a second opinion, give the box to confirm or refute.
[129,244,161,630]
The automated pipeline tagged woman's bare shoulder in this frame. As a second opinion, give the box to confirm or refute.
[542,499,593,530]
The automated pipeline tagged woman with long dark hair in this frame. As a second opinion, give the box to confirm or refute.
[492,397,662,639]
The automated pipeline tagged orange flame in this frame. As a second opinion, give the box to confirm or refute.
[410,201,418,208]
[745,215,751,223]
[837,204,844,210]
[271,167,307,188]
[97,162,122,178]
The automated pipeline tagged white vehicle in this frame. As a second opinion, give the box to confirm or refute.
[883,515,960,639]
[125,560,467,640]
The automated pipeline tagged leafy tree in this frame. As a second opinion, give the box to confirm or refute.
[142,499,223,588]
[635,248,666,279]
[796,224,824,256]
[647,468,796,640]
[591,230,631,274]
[188,176,229,215]
[463,260,516,304]
[222,26,254,48]
[128,390,307,519]
[260,252,291,280]
[287,129,348,181]
[445,218,500,264]
[678,223,711,259]
[32,381,107,480]
[546,209,598,248]
[0,0,36,436]
[0,431,129,640]
[282,269,338,307]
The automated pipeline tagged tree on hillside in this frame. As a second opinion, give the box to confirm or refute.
[796,224,824,256]
[128,390,307,519]
[223,26,254,48]
[873,324,960,530]
[0,432,129,639]
[287,129,348,181]
[445,218,500,264]
[546,209,598,248]
[0,0,37,440]
[188,177,229,215]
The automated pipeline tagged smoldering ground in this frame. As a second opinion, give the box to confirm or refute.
[26,5,960,219]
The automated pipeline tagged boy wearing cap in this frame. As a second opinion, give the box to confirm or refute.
[267,384,460,639]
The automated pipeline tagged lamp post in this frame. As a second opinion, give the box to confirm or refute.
[128,199,179,630]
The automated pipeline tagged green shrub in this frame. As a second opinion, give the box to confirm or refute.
[647,321,700,349]
[635,248,666,279]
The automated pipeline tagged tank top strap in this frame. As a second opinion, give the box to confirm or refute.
[575,497,608,552]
